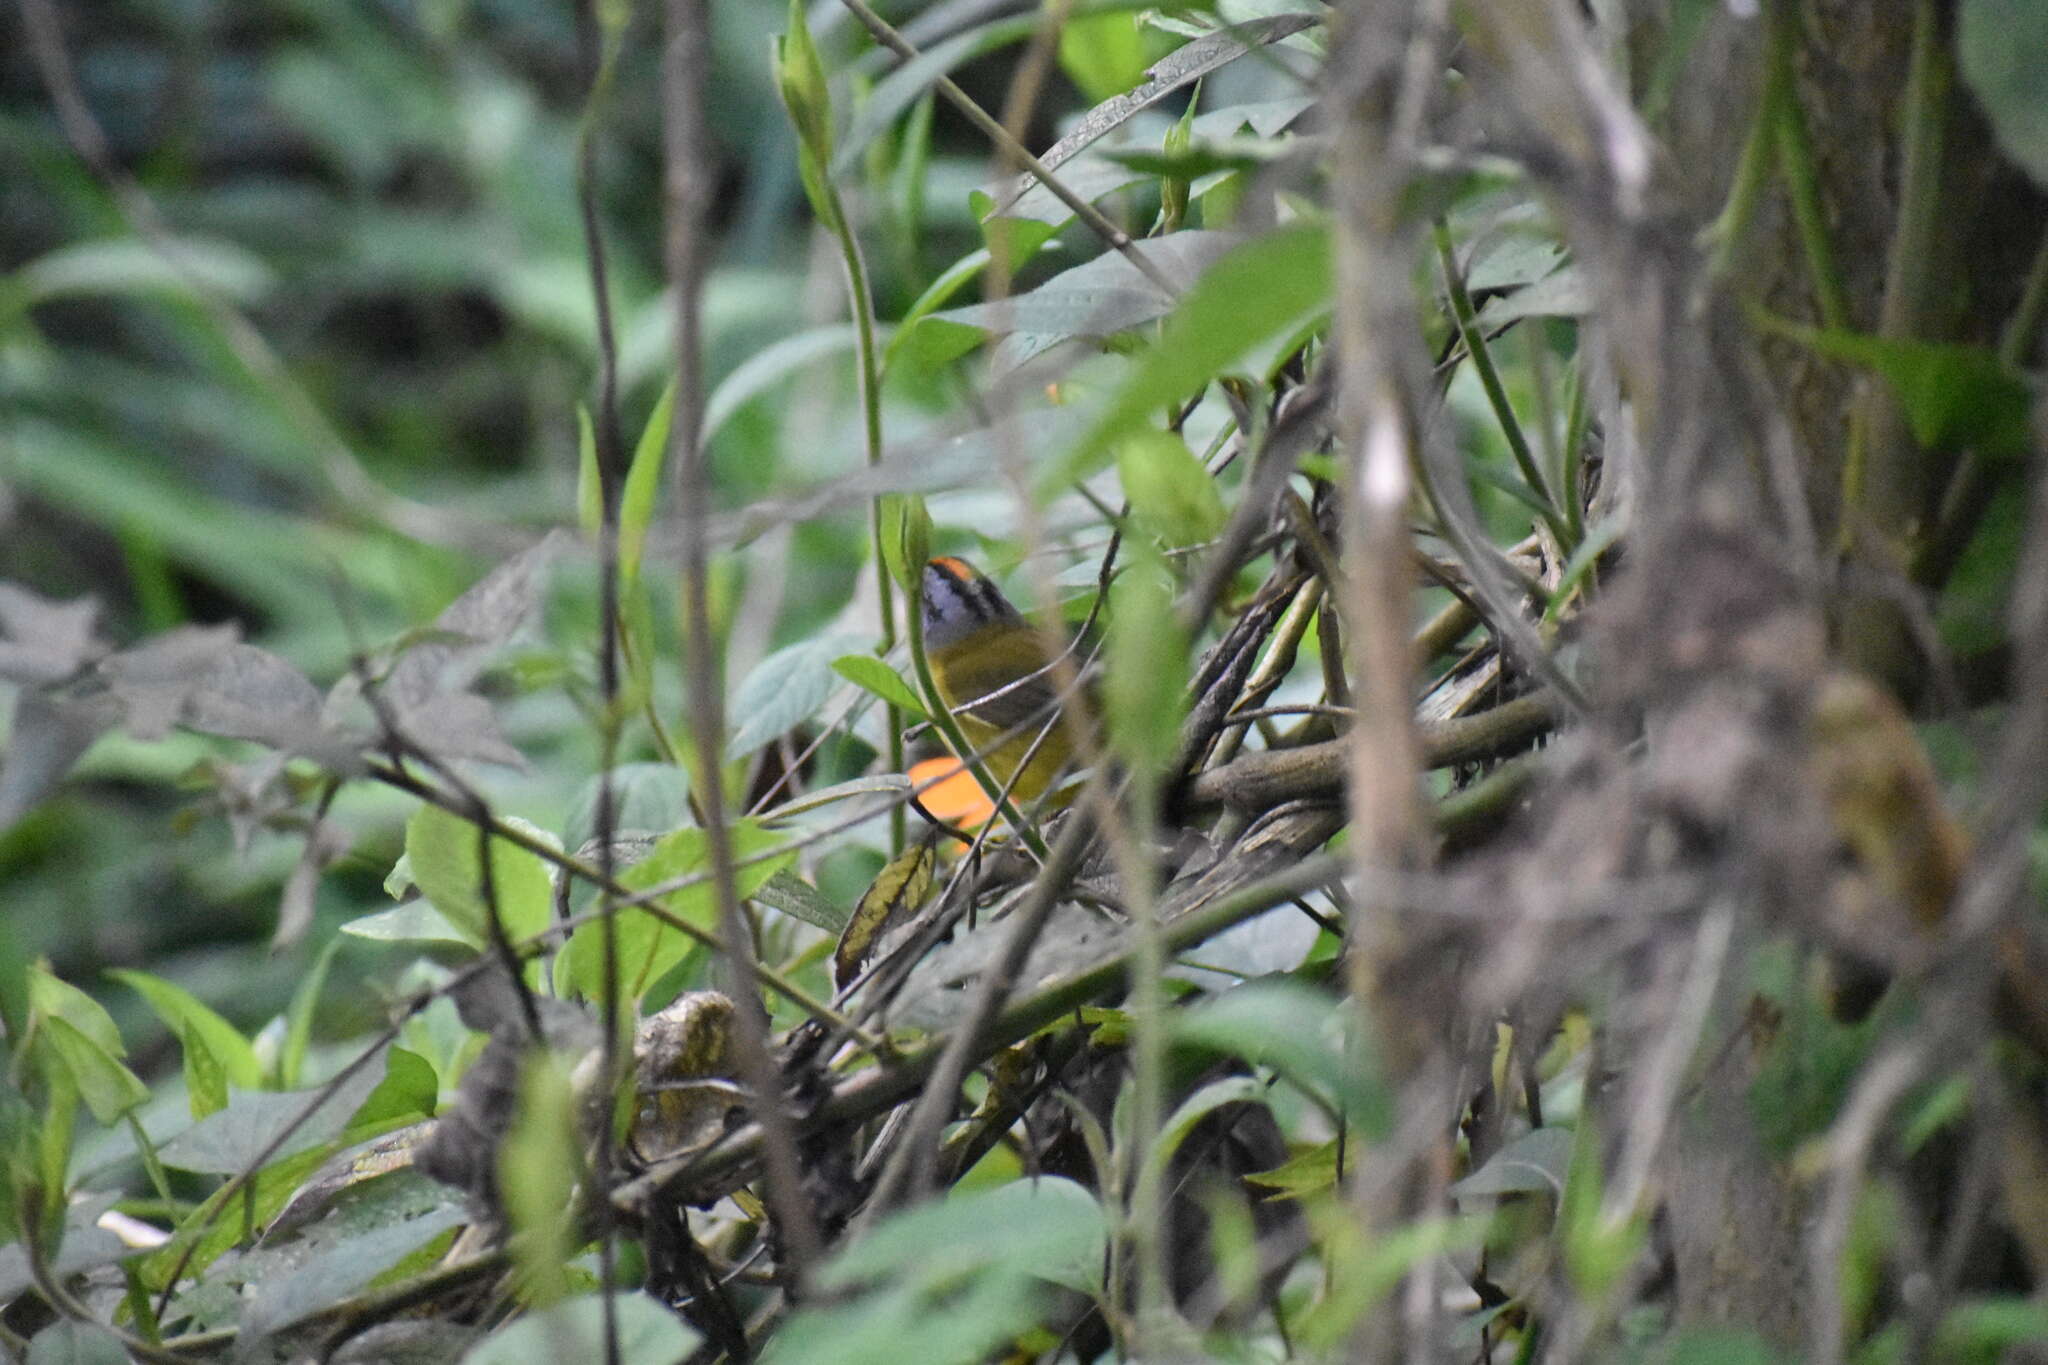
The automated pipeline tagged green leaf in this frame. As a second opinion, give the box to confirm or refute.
[882,253,995,376]
[620,381,675,588]
[36,1017,149,1125]
[1059,9,1153,103]
[1104,546,1187,772]
[107,969,262,1091]
[1116,429,1225,548]
[25,1320,130,1364]
[16,237,274,308]
[832,654,926,719]
[1959,0,2048,190]
[181,1018,229,1119]
[154,1045,405,1175]
[833,16,1037,176]
[1052,222,1332,490]
[1173,979,1388,1135]
[753,868,850,934]
[28,966,125,1057]
[727,633,869,759]
[500,1053,578,1307]
[878,495,932,595]
[279,935,341,1090]
[818,1175,1108,1296]
[405,802,555,951]
[1450,1126,1573,1198]
[1766,320,2035,458]
[555,820,794,1002]
[339,899,475,946]
[460,1292,700,1365]
[1245,1140,1341,1199]
[773,0,835,164]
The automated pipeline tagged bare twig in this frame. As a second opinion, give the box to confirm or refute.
[665,0,824,1291]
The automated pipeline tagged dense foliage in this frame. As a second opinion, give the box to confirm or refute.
[5,0,2048,1361]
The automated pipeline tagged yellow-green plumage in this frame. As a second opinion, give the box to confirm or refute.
[920,557,1076,802]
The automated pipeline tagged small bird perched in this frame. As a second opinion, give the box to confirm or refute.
[919,556,1082,804]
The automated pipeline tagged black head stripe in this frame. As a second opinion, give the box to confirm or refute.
[922,558,1019,648]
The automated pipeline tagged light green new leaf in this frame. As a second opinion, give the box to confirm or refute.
[1116,429,1224,548]
[1051,221,1331,491]
[108,969,262,1091]
[1105,546,1186,772]
[620,381,676,588]
[37,1017,149,1125]
[555,820,793,1002]
[405,802,555,951]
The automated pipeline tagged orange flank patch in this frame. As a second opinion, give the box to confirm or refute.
[907,756,995,832]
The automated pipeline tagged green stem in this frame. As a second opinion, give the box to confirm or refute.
[1771,2,1849,331]
[1841,0,1949,555]
[1559,358,1589,543]
[1432,220,1570,548]
[818,176,905,854]
[1702,24,1783,283]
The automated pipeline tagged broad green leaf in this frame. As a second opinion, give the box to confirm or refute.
[817,1175,1108,1296]
[1173,978,1388,1134]
[181,1018,229,1119]
[1767,320,2035,458]
[727,633,869,759]
[156,1044,417,1175]
[1051,222,1332,490]
[1059,9,1154,102]
[620,381,675,588]
[28,966,125,1056]
[832,654,926,719]
[753,868,850,934]
[405,802,555,950]
[107,969,262,1091]
[882,253,996,376]
[1105,546,1186,772]
[237,1200,465,1342]
[1116,429,1225,548]
[934,228,1244,341]
[1959,0,2048,189]
[461,1292,700,1365]
[339,899,474,946]
[1450,1126,1573,1198]
[555,820,794,1002]
[36,1017,149,1125]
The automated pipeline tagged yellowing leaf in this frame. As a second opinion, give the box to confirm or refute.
[834,835,937,988]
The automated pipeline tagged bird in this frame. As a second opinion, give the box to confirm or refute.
[919,556,1084,806]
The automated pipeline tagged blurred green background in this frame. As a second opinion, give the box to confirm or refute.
[0,0,1084,1060]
